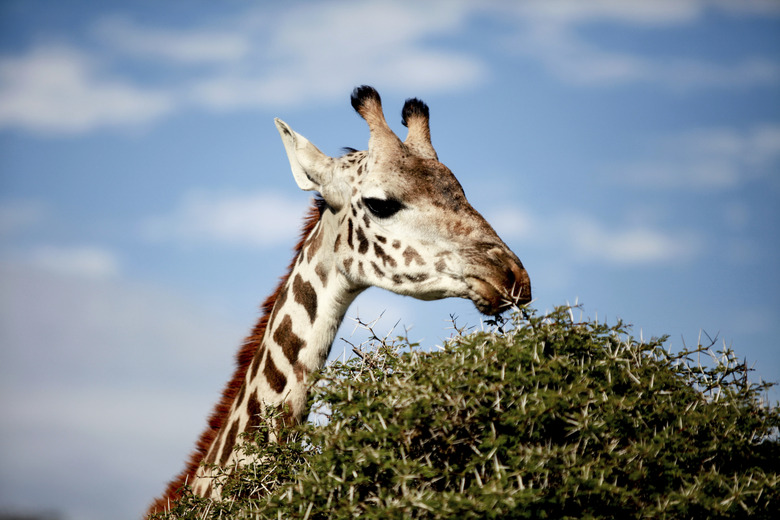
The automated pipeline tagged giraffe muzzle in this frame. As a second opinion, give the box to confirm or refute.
[467,251,531,315]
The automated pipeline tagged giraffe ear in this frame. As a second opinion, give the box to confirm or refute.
[275,118,335,192]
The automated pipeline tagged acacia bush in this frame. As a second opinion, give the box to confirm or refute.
[152,307,779,519]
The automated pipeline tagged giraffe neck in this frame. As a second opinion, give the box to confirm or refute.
[192,203,363,496]
[249,208,362,420]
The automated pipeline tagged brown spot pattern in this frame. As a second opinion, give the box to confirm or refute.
[305,226,323,261]
[374,243,397,268]
[293,274,317,323]
[267,285,288,333]
[263,354,287,394]
[274,314,306,365]
[220,419,239,466]
[293,361,308,382]
[403,246,425,267]
[356,226,369,254]
[246,391,262,430]
[250,346,265,380]
[315,263,328,285]
[204,438,218,465]
[249,358,260,381]
[235,382,246,409]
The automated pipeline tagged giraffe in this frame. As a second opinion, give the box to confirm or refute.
[148,85,531,513]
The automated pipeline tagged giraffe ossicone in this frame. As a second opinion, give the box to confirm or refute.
[148,85,531,514]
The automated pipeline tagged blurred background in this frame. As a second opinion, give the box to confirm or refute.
[1,1,778,518]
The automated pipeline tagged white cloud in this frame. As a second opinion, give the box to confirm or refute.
[0,46,173,134]
[490,207,701,266]
[93,16,251,64]
[740,125,780,165]
[0,203,119,280]
[92,0,485,113]
[503,0,780,26]
[499,0,780,88]
[142,190,311,247]
[28,244,120,279]
[0,1,485,134]
[2,1,777,135]
[615,125,780,189]
[568,215,700,264]
[528,37,779,88]
[175,1,487,111]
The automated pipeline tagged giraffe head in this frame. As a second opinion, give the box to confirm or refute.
[275,86,530,315]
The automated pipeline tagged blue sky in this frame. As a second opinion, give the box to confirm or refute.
[1,1,778,519]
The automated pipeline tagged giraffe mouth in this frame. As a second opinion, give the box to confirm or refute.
[466,265,532,315]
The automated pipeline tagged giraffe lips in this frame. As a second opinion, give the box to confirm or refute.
[467,262,532,315]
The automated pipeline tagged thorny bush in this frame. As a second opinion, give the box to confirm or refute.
[151,306,779,519]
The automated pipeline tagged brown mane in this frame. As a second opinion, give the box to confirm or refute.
[148,198,326,514]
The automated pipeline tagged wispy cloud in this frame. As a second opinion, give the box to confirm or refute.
[0,200,122,279]
[613,124,780,189]
[0,1,483,134]
[502,0,780,26]
[0,45,173,134]
[511,26,779,88]
[27,244,121,279]
[120,1,485,111]
[0,260,240,385]
[567,215,701,264]
[92,16,251,64]
[499,0,780,88]
[142,190,311,248]
[491,207,701,266]
[1,1,777,135]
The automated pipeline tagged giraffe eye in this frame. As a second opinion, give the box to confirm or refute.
[363,197,404,219]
